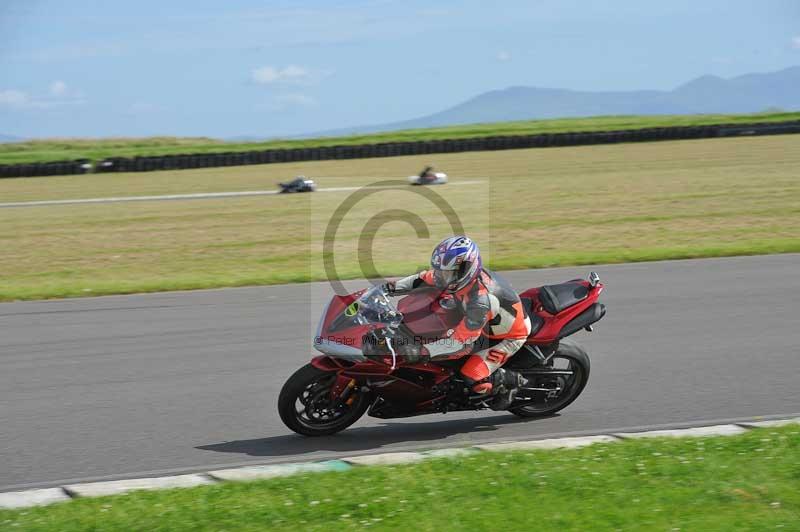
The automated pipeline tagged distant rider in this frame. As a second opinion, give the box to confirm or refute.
[418,166,435,183]
[385,236,531,409]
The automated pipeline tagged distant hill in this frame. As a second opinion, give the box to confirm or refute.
[0,134,24,143]
[310,66,800,137]
[225,135,269,142]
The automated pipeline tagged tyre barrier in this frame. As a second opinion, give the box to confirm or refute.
[716,122,800,137]
[0,159,91,178]
[2,120,799,178]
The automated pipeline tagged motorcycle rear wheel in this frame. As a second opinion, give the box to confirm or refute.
[509,339,590,418]
[278,364,370,436]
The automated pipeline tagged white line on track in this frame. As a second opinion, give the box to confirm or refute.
[0,180,486,209]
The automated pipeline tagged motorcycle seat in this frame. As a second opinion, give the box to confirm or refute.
[538,282,589,314]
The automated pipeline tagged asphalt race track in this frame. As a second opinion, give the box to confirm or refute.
[1,254,799,492]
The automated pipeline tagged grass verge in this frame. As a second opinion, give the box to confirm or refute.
[1,425,798,531]
[1,111,799,164]
[1,135,798,301]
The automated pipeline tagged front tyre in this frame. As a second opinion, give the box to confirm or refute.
[509,339,591,418]
[278,364,370,436]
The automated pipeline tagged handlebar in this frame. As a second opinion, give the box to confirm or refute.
[355,284,404,329]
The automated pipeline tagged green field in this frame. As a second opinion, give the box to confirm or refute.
[1,135,798,301]
[1,111,799,164]
[1,425,798,531]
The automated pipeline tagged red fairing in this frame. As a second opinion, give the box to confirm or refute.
[311,354,452,405]
[310,355,350,371]
[315,289,372,355]
[315,287,461,357]
[396,287,462,339]
[520,281,604,344]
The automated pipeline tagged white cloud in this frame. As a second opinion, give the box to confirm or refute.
[0,83,85,110]
[497,51,511,62]
[50,80,68,96]
[0,89,30,108]
[792,36,800,49]
[251,65,311,85]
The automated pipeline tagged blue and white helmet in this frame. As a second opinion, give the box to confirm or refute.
[430,236,482,292]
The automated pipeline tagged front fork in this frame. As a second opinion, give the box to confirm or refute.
[330,374,357,405]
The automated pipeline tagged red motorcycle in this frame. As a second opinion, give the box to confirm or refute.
[279,272,606,436]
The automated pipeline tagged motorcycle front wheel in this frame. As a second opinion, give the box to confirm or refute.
[278,364,370,436]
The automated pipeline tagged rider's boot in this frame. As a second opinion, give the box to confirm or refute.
[470,368,528,411]
[490,368,529,411]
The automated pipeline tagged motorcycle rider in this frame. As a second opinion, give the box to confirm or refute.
[385,236,531,410]
[418,165,435,183]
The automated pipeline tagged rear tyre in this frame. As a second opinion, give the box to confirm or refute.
[278,364,370,436]
[509,339,590,418]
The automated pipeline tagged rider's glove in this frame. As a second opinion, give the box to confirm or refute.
[382,281,396,295]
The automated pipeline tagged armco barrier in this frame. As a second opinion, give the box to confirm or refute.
[1,120,799,178]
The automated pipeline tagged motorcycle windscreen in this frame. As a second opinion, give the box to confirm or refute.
[313,293,369,360]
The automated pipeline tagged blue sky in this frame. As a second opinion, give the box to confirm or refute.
[1,0,798,138]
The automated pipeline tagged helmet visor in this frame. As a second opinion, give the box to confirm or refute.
[433,268,459,290]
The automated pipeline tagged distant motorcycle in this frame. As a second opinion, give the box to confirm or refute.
[279,176,317,193]
[279,272,606,436]
[408,166,448,185]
